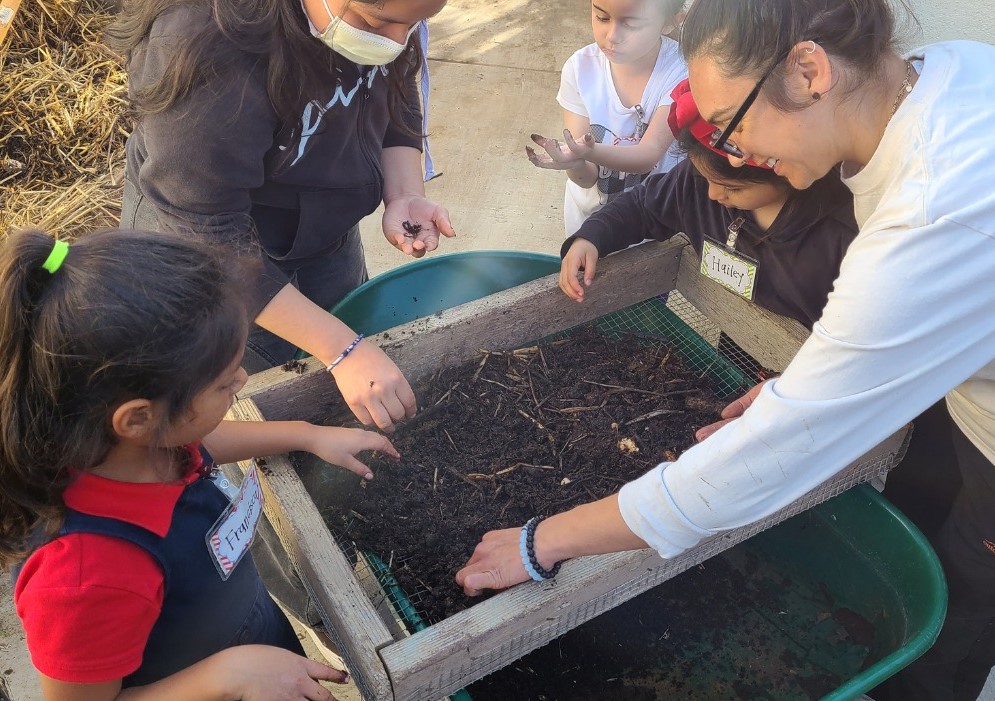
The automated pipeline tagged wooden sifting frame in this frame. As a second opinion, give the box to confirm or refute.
[229,239,908,701]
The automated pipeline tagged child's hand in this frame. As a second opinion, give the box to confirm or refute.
[559,238,599,302]
[307,426,400,480]
[526,130,593,170]
[329,340,417,432]
[382,194,456,259]
[218,644,349,701]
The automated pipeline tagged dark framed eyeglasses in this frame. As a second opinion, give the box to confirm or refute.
[710,46,796,159]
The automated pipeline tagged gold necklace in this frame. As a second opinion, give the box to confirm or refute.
[891,59,914,116]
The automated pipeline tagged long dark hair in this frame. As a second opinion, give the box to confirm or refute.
[105,0,423,129]
[0,229,257,568]
[680,0,916,111]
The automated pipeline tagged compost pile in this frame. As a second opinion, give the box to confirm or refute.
[329,329,726,622]
[1,0,128,238]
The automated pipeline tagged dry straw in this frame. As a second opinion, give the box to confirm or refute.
[1,0,128,239]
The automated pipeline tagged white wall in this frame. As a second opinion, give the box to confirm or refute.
[902,0,995,46]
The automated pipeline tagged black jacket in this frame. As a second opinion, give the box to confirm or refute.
[123,5,421,301]
[562,159,858,329]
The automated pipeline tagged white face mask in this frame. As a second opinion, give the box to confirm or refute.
[308,0,417,66]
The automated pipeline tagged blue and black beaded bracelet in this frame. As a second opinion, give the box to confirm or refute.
[519,515,562,581]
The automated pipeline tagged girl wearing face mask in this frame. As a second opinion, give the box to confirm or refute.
[106,0,449,660]
[107,0,452,432]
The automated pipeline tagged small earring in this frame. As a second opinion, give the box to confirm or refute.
[812,92,821,101]
[804,41,817,54]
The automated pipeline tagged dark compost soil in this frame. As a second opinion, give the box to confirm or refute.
[326,329,726,621]
[314,328,876,700]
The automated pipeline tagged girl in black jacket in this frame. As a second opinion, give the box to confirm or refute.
[560,79,857,330]
[109,0,453,432]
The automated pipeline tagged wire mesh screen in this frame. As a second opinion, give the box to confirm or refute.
[313,293,774,638]
[582,292,763,399]
[286,292,908,701]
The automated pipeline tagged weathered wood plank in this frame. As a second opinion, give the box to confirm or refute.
[227,399,397,701]
[676,247,811,372]
[239,239,687,423]
[380,429,908,701]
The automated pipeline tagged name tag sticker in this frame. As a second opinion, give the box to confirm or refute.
[206,462,265,580]
[701,239,758,300]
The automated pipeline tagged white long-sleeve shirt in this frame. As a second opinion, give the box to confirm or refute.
[618,41,995,557]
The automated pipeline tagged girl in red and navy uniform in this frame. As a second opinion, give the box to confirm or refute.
[1,228,396,701]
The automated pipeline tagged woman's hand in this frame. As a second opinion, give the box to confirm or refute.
[455,526,532,596]
[694,380,769,442]
[329,340,417,432]
[383,195,455,258]
[218,645,348,701]
[559,238,599,302]
[526,129,593,170]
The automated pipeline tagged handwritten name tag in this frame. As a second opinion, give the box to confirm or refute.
[701,240,757,300]
[206,462,264,580]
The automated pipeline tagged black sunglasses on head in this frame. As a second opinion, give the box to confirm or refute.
[710,45,798,159]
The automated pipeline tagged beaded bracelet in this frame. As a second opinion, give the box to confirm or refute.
[519,516,562,581]
[326,334,365,373]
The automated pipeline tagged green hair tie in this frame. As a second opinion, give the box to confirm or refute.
[41,240,69,274]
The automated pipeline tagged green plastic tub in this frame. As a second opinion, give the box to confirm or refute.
[466,485,947,701]
[325,251,946,698]
[331,250,561,334]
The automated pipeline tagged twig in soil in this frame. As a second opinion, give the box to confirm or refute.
[658,348,672,367]
[565,433,590,450]
[443,429,459,452]
[517,408,546,429]
[472,353,490,381]
[527,369,541,410]
[494,462,556,476]
[442,464,485,491]
[697,357,720,380]
[433,467,438,493]
[480,377,514,391]
[581,379,697,399]
[554,402,607,415]
[349,510,369,523]
[624,409,683,426]
[433,382,460,407]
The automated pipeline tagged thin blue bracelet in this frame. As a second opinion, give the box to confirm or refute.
[519,521,545,582]
[326,334,365,373]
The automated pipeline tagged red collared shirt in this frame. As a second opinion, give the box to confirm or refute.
[14,445,206,683]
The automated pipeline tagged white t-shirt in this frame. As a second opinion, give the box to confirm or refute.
[557,38,687,236]
[617,41,995,557]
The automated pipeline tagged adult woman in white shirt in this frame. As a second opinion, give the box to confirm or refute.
[457,1,995,698]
